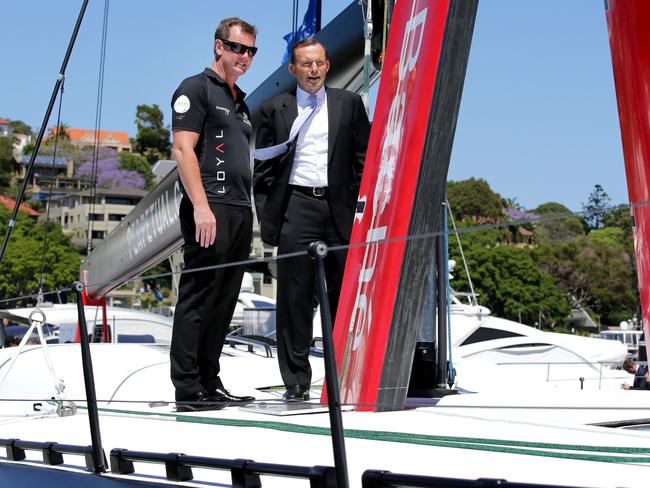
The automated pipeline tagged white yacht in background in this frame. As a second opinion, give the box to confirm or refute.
[599,328,644,360]
[0,303,173,345]
[447,295,628,393]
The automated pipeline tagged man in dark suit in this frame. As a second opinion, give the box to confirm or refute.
[254,38,370,402]
[621,357,649,390]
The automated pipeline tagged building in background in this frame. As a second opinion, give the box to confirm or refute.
[45,186,147,249]
[0,194,40,219]
[15,155,88,201]
[0,118,12,137]
[49,127,132,153]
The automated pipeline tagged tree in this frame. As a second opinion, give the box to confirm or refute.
[9,120,32,135]
[52,122,71,140]
[534,236,638,326]
[449,241,570,325]
[75,147,145,189]
[119,151,156,189]
[0,206,80,306]
[0,136,15,191]
[447,178,503,224]
[582,184,611,231]
[133,104,171,164]
[531,201,584,245]
[602,204,633,238]
[589,227,626,250]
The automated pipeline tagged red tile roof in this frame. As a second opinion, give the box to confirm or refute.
[0,195,41,218]
[50,127,130,144]
[0,118,10,125]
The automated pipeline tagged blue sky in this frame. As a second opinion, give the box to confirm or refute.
[0,1,626,211]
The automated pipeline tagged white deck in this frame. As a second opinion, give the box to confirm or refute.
[0,343,649,487]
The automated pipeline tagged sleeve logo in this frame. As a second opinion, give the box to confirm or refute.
[173,95,191,114]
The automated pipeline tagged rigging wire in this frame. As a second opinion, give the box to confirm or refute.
[441,202,455,386]
[0,0,90,270]
[360,0,371,111]
[0,201,638,307]
[446,199,478,307]
[85,0,111,255]
[37,80,67,304]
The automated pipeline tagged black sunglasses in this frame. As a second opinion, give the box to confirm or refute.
[219,38,258,57]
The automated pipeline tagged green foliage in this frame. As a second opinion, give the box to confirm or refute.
[26,199,45,212]
[447,178,503,223]
[0,136,15,191]
[0,206,80,306]
[133,104,171,164]
[119,151,156,189]
[141,261,172,290]
[602,204,632,237]
[531,201,584,245]
[534,236,637,326]
[9,120,32,135]
[446,179,639,330]
[533,202,571,215]
[582,184,611,231]
[588,227,625,249]
[22,142,35,155]
[55,122,71,140]
[450,239,570,325]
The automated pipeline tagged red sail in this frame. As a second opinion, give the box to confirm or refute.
[605,0,650,360]
[329,0,451,410]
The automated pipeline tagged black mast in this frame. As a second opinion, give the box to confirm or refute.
[316,0,322,31]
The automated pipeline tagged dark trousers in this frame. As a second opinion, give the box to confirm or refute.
[276,190,347,389]
[170,199,252,400]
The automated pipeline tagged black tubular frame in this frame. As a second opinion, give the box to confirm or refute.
[72,281,107,473]
[309,240,350,488]
[361,470,587,488]
[0,443,595,488]
[0,438,96,471]
[109,448,336,487]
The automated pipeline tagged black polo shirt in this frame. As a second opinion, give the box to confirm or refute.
[171,68,252,206]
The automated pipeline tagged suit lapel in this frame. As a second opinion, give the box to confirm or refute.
[326,88,341,165]
[280,91,298,140]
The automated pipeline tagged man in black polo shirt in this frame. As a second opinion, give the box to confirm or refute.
[170,17,258,412]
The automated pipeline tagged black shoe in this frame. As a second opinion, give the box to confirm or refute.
[176,390,226,412]
[283,385,310,402]
[209,387,255,405]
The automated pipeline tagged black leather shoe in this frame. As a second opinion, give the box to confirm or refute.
[209,387,255,405]
[283,385,310,402]
[176,390,226,412]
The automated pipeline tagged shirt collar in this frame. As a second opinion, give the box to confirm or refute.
[296,86,326,107]
[203,67,247,101]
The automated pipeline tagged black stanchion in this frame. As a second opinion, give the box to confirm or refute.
[308,241,350,488]
[72,281,106,473]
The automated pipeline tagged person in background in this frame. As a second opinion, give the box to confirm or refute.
[620,357,649,390]
[0,318,8,348]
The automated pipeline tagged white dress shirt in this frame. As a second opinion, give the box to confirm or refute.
[289,86,329,187]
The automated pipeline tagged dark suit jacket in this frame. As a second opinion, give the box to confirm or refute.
[632,364,649,390]
[253,87,370,246]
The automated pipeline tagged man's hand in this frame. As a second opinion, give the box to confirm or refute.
[620,383,630,390]
[194,203,216,247]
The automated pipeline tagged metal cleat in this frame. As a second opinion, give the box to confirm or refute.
[57,400,77,417]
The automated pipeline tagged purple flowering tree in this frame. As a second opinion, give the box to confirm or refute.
[75,147,145,189]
